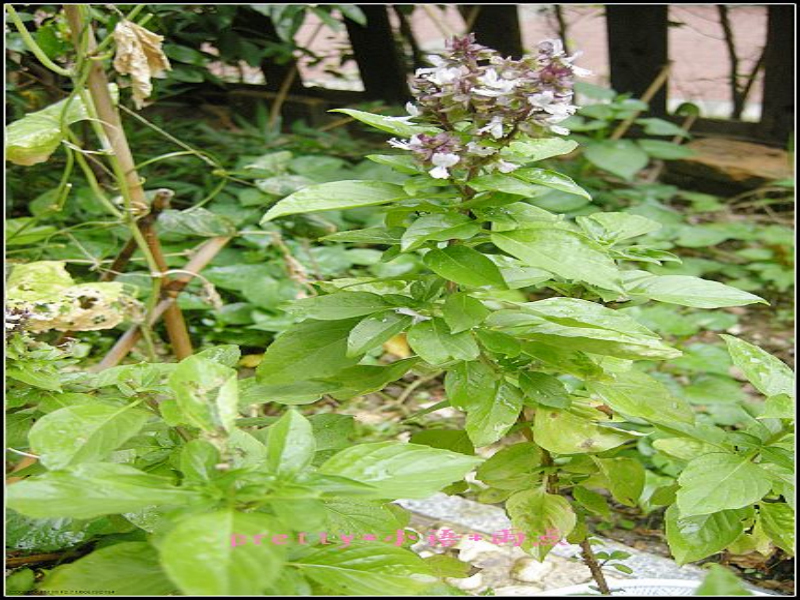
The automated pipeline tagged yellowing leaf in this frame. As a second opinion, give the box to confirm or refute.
[113,20,171,109]
[383,333,411,358]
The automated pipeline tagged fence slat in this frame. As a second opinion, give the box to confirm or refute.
[344,6,410,104]
[759,5,794,144]
[606,6,669,116]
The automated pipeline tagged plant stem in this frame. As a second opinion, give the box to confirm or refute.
[579,538,612,595]
[6,5,73,77]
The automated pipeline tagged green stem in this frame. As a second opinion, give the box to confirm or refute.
[6,5,73,77]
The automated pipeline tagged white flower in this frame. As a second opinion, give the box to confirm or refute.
[571,65,593,78]
[405,102,421,117]
[418,66,462,86]
[540,38,566,57]
[429,152,460,179]
[550,125,570,136]
[477,116,505,139]
[466,141,497,157]
[388,134,421,151]
[496,160,520,173]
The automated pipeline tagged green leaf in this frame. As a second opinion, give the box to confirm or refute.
[261,181,408,222]
[318,442,481,499]
[476,329,522,357]
[468,173,550,196]
[7,463,199,519]
[492,229,622,291]
[407,318,480,365]
[318,358,418,400]
[409,429,475,455]
[512,168,592,200]
[665,504,751,565]
[573,486,611,518]
[677,453,772,517]
[594,457,645,506]
[759,502,795,554]
[720,335,795,399]
[487,297,681,360]
[519,372,571,409]
[322,499,408,537]
[40,542,175,595]
[533,409,634,454]
[401,213,479,251]
[157,208,236,239]
[346,311,412,357]
[695,564,753,595]
[761,394,794,419]
[587,369,694,425]
[288,292,391,321]
[445,360,497,411]
[623,272,767,308]
[636,139,695,160]
[576,212,662,243]
[159,511,285,595]
[7,94,90,166]
[584,139,650,180]
[296,542,437,595]
[636,117,690,137]
[442,293,490,333]
[505,138,579,162]
[168,356,239,433]
[329,108,438,137]
[29,404,149,470]
[465,382,524,447]
[266,410,316,477]
[506,488,576,561]
[256,319,361,385]
[423,245,506,288]
[475,442,542,490]
[322,226,404,245]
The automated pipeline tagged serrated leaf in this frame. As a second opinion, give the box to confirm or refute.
[442,293,490,333]
[492,229,622,291]
[594,457,645,506]
[720,335,795,399]
[587,369,694,424]
[512,168,592,200]
[677,453,772,516]
[159,511,285,595]
[758,502,795,554]
[584,139,649,180]
[318,442,481,499]
[665,504,751,565]
[261,180,408,222]
[297,542,437,595]
[407,318,480,365]
[465,382,524,447]
[506,488,576,561]
[330,108,438,137]
[623,271,767,308]
[519,372,571,409]
[487,297,681,360]
[40,542,176,595]
[533,409,634,454]
[423,245,506,288]
[347,311,412,357]
[29,404,149,470]
[505,138,579,162]
[266,410,316,477]
[288,292,391,320]
[168,356,239,433]
[475,442,542,490]
[256,319,361,385]
[7,463,199,519]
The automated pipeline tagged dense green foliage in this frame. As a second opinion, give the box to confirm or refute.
[5,5,794,596]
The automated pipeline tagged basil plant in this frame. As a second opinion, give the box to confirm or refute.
[7,35,793,596]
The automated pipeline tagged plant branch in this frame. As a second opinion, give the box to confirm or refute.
[579,538,612,595]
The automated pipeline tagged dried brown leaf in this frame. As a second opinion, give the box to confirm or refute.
[112,20,171,108]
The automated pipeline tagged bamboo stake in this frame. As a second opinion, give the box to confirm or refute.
[609,63,672,141]
[63,5,194,359]
[93,236,231,371]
